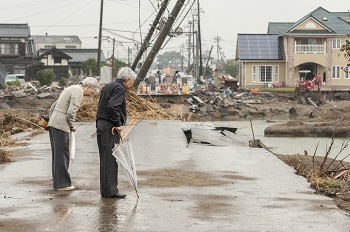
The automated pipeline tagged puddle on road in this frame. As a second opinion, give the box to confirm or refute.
[138,169,228,187]
[139,168,258,188]
[191,194,235,220]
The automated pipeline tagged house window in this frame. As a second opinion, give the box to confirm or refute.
[44,45,53,48]
[252,65,256,82]
[332,66,340,79]
[332,39,341,49]
[259,66,272,82]
[65,45,76,49]
[345,66,350,79]
[54,57,62,64]
[274,65,279,82]
[0,43,18,55]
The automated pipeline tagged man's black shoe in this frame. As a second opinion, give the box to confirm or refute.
[110,193,126,199]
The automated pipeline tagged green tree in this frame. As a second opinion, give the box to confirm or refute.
[114,59,127,73]
[340,36,350,71]
[157,51,184,70]
[82,58,98,76]
[35,69,55,86]
[222,59,239,77]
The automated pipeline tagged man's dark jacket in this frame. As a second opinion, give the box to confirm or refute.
[96,79,126,127]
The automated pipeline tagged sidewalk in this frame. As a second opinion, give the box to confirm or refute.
[0,120,349,231]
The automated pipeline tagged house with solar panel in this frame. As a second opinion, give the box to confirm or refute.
[236,7,350,89]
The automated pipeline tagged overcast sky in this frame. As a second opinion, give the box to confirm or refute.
[1,0,349,60]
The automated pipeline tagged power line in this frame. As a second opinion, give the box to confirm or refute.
[3,0,87,23]
[38,0,95,34]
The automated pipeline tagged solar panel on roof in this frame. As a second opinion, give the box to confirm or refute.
[237,34,280,60]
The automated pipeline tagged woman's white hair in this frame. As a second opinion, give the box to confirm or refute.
[81,77,100,88]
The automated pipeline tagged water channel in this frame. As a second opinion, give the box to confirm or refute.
[214,119,350,163]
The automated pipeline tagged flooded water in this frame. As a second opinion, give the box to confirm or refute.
[214,120,350,163]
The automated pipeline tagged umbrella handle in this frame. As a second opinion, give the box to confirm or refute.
[111,127,123,141]
[117,129,124,142]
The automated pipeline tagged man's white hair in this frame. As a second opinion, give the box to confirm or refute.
[116,67,137,80]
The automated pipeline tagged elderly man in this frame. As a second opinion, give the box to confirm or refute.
[96,67,136,198]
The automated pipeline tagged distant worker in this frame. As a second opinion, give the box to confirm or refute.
[149,74,156,91]
[156,70,162,84]
[96,67,136,198]
[225,87,233,97]
[173,70,180,84]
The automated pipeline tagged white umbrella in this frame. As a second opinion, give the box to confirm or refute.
[112,136,139,198]
[69,131,76,164]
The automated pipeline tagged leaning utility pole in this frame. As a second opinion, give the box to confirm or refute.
[131,0,170,71]
[133,0,186,88]
[97,0,104,76]
[203,45,213,88]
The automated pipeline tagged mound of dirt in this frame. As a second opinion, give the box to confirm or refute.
[276,154,350,214]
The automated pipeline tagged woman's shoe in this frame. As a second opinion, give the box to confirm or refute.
[55,185,76,191]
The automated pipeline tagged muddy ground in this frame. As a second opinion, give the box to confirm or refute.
[1,89,350,215]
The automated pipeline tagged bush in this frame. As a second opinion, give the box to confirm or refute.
[35,69,55,86]
[6,80,21,87]
[59,78,69,87]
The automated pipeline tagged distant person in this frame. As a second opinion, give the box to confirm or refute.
[149,74,156,91]
[48,77,100,191]
[225,87,232,97]
[96,67,136,198]
[323,71,326,83]
[156,70,162,84]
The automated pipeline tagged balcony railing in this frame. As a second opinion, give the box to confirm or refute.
[295,44,326,54]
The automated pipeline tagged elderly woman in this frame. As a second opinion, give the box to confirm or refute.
[48,77,100,191]
[96,67,136,198]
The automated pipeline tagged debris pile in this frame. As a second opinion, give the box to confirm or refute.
[127,90,180,120]
[0,149,12,163]
[277,152,350,212]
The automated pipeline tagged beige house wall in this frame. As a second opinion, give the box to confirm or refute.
[295,18,328,31]
[281,35,350,88]
[35,42,82,50]
[242,62,286,87]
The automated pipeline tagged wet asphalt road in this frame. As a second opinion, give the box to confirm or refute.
[0,120,350,231]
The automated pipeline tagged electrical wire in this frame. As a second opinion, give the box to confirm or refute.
[37,0,95,34]
[160,0,196,50]
[3,0,87,23]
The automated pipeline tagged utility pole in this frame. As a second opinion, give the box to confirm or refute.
[131,0,169,71]
[97,0,104,76]
[203,45,213,88]
[133,0,186,88]
[111,38,116,77]
[192,15,196,77]
[127,47,131,67]
[197,0,203,78]
[187,20,192,74]
[180,44,184,72]
[215,35,221,71]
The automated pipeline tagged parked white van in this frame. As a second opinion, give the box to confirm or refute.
[5,74,26,86]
